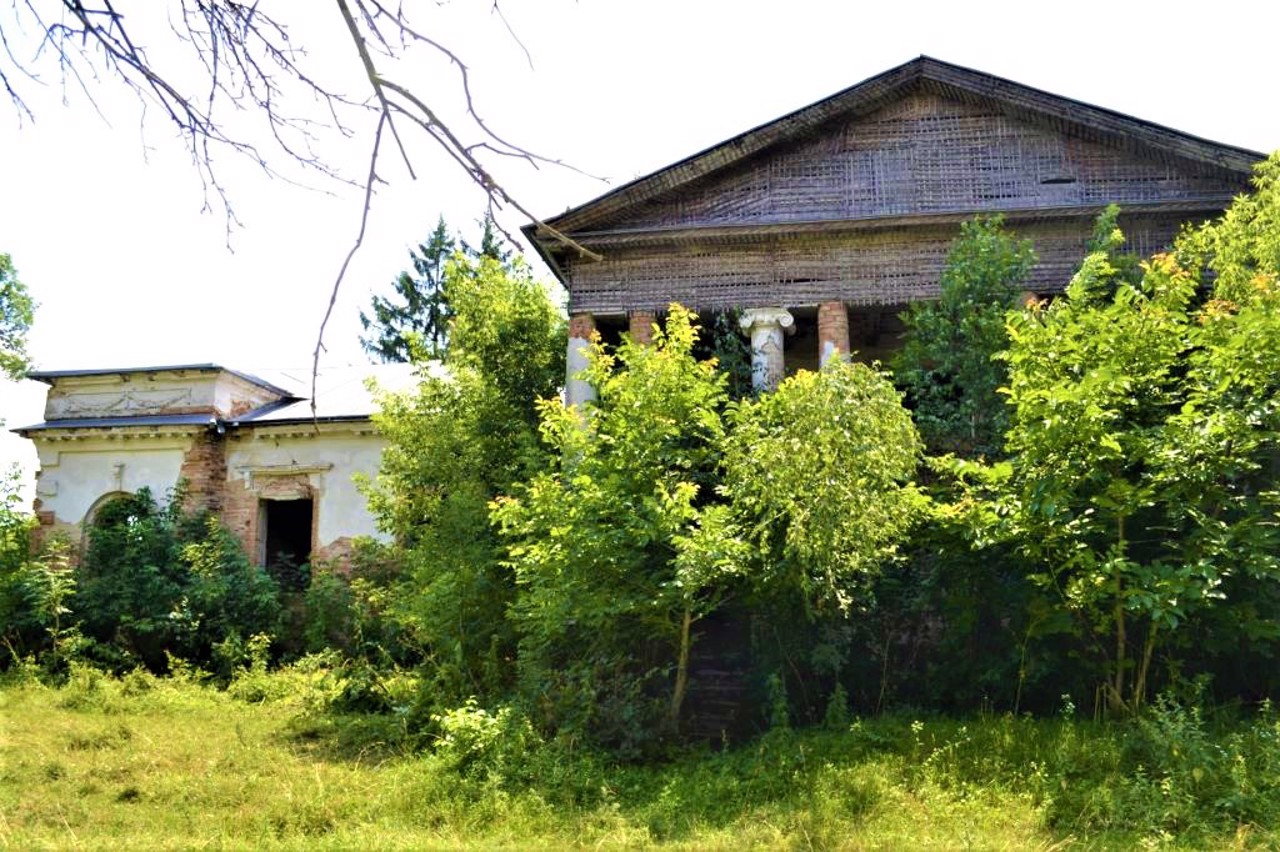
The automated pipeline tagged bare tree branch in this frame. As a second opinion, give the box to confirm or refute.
[2,1,608,408]
[313,110,386,424]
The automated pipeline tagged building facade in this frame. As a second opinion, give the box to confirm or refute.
[14,363,413,569]
[524,57,1262,397]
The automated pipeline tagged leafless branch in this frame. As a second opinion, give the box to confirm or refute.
[313,111,386,424]
[490,1,533,71]
[2,1,607,408]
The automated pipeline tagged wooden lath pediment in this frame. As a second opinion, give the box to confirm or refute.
[591,90,1247,231]
[526,57,1261,269]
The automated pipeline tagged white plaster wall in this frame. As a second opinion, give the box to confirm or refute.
[34,438,191,524]
[214,374,287,416]
[45,373,220,420]
[226,430,387,545]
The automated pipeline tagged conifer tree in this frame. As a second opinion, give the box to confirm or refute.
[360,217,456,363]
[360,214,514,363]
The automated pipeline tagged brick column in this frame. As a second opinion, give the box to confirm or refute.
[628,309,657,346]
[739,307,794,392]
[817,300,850,367]
[566,312,597,407]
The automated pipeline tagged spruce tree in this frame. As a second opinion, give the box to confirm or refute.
[360,217,455,363]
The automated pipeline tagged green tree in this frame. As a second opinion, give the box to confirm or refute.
[722,360,925,614]
[367,253,565,705]
[493,308,926,742]
[360,217,456,363]
[894,216,1036,457]
[493,306,734,746]
[360,213,516,364]
[0,252,34,381]
[1179,154,1280,305]
[992,183,1280,713]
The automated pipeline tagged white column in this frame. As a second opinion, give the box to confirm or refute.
[739,307,794,392]
[565,313,597,407]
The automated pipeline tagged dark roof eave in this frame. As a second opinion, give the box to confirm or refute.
[229,414,374,428]
[12,413,218,435]
[558,197,1239,249]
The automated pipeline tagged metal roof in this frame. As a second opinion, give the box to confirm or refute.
[230,363,426,424]
[25,363,296,399]
[14,413,216,434]
[12,362,436,435]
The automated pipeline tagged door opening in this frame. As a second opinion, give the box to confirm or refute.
[261,498,313,591]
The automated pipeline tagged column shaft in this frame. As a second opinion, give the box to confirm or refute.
[817,300,850,367]
[740,307,794,392]
[566,312,597,407]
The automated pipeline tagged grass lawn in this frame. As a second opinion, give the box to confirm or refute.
[1,667,1273,849]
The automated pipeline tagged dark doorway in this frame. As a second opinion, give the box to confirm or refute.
[262,498,313,591]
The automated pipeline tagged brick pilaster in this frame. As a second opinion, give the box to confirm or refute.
[179,430,227,514]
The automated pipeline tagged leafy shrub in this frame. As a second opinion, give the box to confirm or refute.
[431,700,540,780]
[74,489,280,673]
[893,215,1036,457]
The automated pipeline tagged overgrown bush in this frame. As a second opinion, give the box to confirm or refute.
[894,215,1036,458]
[73,488,281,674]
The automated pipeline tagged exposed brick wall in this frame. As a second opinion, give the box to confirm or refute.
[222,475,258,562]
[568,312,596,339]
[313,536,356,573]
[628,310,657,346]
[817,300,850,365]
[29,497,58,552]
[220,473,316,569]
[180,431,227,514]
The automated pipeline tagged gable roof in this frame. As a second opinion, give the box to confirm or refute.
[524,56,1263,276]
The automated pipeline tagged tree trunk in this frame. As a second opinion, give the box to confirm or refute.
[1133,623,1157,710]
[669,605,693,729]
[1109,515,1128,715]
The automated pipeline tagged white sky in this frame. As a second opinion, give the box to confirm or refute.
[2,0,1278,483]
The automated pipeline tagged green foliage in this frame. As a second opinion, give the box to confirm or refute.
[18,537,81,674]
[723,360,924,614]
[0,466,35,654]
[696,308,754,399]
[494,305,732,749]
[360,216,455,363]
[367,252,565,711]
[0,252,34,381]
[443,253,566,418]
[74,490,282,673]
[494,307,926,743]
[9,668,1280,848]
[894,215,1036,457]
[989,189,1280,713]
[1180,153,1280,305]
[430,699,540,781]
[359,213,516,363]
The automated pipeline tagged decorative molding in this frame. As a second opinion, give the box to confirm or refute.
[235,462,333,490]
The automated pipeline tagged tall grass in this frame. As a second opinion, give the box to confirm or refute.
[1,666,1276,849]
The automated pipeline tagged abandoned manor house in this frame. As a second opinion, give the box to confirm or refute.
[14,56,1263,570]
[14,364,415,569]
[525,56,1261,400]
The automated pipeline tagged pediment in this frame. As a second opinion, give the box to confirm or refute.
[594,91,1244,232]
[526,57,1261,277]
